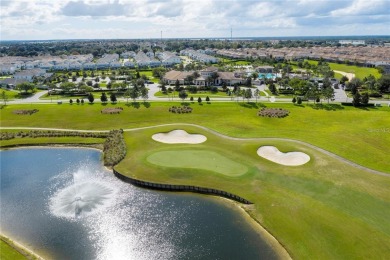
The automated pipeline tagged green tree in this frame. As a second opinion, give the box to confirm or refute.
[292,96,296,104]
[377,74,390,93]
[244,88,253,102]
[178,90,188,101]
[87,93,94,103]
[100,92,108,103]
[297,97,302,105]
[1,91,8,105]
[198,97,202,104]
[347,78,362,95]
[60,82,75,93]
[128,87,139,103]
[76,98,80,104]
[16,82,35,94]
[322,87,335,103]
[361,92,369,105]
[190,96,194,102]
[69,99,73,104]
[206,96,210,103]
[352,92,361,107]
[110,93,117,103]
[140,87,149,102]
[175,79,180,91]
[254,89,260,103]
[245,77,252,87]
[340,75,349,85]
[268,82,277,94]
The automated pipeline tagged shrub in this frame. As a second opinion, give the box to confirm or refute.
[13,109,39,115]
[101,107,123,114]
[258,108,290,118]
[103,130,126,166]
[168,106,193,114]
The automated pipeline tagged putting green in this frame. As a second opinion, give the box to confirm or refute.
[147,150,248,176]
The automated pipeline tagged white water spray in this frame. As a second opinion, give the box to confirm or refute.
[49,168,117,219]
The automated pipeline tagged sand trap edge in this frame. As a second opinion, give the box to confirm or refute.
[257,146,310,166]
[152,130,207,144]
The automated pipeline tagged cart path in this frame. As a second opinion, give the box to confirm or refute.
[1,123,388,177]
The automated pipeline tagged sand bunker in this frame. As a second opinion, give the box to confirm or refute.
[257,146,310,166]
[152,130,207,144]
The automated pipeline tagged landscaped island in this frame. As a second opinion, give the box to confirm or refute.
[1,101,390,259]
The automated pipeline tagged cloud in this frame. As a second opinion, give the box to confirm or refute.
[331,0,389,16]
[61,1,129,16]
[0,0,388,40]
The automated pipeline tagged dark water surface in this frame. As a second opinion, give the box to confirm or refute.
[0,148,277,260]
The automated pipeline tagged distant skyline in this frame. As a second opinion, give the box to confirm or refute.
[1,0,389,41]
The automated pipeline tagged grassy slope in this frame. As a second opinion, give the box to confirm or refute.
[115,125,390,259]
[1,102,388,172]
[306,60,381,79]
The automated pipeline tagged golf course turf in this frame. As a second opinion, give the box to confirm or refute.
[1,101,390,259]
[147,150,248,176]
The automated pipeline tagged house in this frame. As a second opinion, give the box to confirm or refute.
[0,64,16,74]
[120,51,136,59]
[180,49,219,63]
[216,72,244,86]
[83,62,96,70]
[134,51,159,68]
[14,69,47,82]
[53,62,69,70]
[200,66,219,78]
[0,78,31,89]
[158,52,181,66]
[124,61,135,68]
[68,61,82,70]
[109,62,122,69]
[163,70,193,85]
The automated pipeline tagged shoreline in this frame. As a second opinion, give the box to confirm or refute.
[1,144,290,259]
[212,197,292,260]
[0,233,46,260]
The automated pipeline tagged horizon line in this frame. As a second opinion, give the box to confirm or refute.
[2,35,390,42]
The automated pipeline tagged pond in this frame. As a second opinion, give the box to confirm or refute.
[0,148,278,260]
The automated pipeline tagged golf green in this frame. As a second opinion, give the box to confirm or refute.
[147,150,248,176]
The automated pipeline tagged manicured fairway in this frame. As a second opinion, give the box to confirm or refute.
[147,150,248,176]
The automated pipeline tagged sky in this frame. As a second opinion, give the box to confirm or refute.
[1,0,389,40]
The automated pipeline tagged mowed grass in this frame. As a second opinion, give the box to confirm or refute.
[306,60,381,79]
[1,102,389,172]
[115,125,390,259]
[147,149,248,176]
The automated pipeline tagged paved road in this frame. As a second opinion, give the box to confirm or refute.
[1,124,388,177]
[6,82,390,105]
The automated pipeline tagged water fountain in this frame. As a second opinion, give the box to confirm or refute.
[49,169,118,219]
